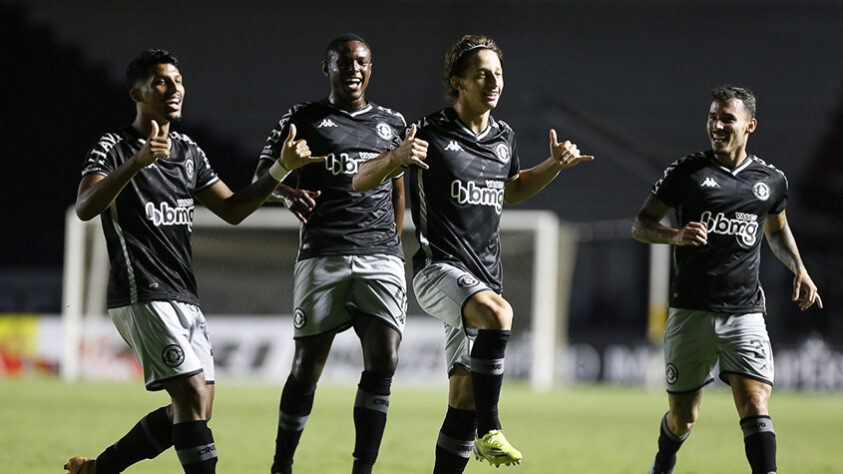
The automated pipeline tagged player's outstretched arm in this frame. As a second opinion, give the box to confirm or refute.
[503,129,594,204]
[253,160,321,224]
[353,124,428,192]
[764,211,823,311]
[198,125,325,225]
[76,120,170,221]
[631,195,708,246]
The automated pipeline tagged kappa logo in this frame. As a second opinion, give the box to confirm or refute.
[294,308,306,329]
[701,177,720,188]
[162,344,185,368]
[444,140,463,152]
[317,119,338,128]
[752,182,770,201]
[376,122,393,140]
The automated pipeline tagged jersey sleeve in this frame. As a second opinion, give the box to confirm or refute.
[259,105,301,164]
[769,170,788,214]
[507,133,521,181]
[81,132,121,177]
[193,143,220,192]
[384,119,405,179]
[651,159,682,207]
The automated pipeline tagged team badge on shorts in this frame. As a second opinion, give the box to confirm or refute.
[162,344,185,368]
[457,274,479,288]
[665,363,678,384]
[294,308,307,329]
[752,182,770,201]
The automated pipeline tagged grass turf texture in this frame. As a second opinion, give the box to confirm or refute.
[1,376,840,473]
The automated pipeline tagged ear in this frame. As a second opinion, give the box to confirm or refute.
[450,76,462,93]
[321,61,329,76]
[747,118,758,134]
[129,88,143,103]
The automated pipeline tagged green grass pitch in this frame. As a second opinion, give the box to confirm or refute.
[1,376,840,473]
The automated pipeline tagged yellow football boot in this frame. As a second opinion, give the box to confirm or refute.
[473,429,523,467]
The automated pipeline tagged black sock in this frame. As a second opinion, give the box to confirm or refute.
[352,370,392,472]
[652,412,690,473]
[95,406,173,473]
[434,407,477,474]
[272,373,317,473]
[470,329,510,436]
[172,420,217,474]
[741,415,777,473]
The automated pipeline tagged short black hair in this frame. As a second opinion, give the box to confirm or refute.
[324,34,370,61]
[711,85,756,118]
[126,49,178,89]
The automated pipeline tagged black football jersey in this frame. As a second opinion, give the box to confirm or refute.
[652,151,788,313]
[81,126,220,308]
[259,99,406,260]
[408,108,521,293]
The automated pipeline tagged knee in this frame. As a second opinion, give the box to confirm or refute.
[292,349,330,385]
[470,298,513,330]
[170,381,209,413]
[668,406,699,434]
[291,364,323,386]
[366,347,399,374]
[737,390,769,417]
[205,396,214,421]
[449,378,475,410]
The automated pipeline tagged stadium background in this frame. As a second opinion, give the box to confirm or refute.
[1,0,841,390]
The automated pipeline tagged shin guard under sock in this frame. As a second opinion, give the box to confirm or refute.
[352,370,393,472]
[470,329,510,435]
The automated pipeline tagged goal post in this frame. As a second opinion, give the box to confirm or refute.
[61,206,574,389]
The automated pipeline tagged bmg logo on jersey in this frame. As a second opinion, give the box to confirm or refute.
[700,210,759,247]
[450,179,504,213]
[145,200,194,230]
[325,152,361,176]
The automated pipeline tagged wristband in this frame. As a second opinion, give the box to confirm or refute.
[269,160,291,182]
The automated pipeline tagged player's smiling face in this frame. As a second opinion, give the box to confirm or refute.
[454,49,504,115]
[324,41,371,110]
[707,98,756,160]
[132,63,184,123]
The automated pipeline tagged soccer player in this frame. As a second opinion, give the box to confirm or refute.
[252,34,408,474]
[65,49,322,474]
[354,34,593,472]
[632,85,823,474]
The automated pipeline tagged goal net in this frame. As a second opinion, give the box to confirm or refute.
[61,206,574,390]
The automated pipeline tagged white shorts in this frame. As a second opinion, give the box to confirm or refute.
[109,300,215,391]
[664,308,774,393]
[293,254,407,338]
[413,262,492,375]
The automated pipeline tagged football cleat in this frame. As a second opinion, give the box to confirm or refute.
[64,456,96,474]
[473,429,523,467]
